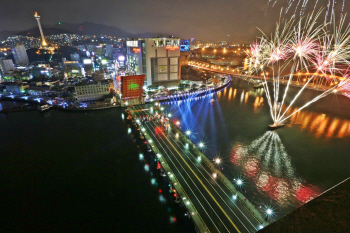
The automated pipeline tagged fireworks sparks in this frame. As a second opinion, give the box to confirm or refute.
[247,9,350,126]
[266,0,345,23]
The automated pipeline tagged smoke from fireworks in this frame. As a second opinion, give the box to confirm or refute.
[247,9,350,126]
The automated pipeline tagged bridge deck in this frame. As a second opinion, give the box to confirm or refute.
[130,104,263,233]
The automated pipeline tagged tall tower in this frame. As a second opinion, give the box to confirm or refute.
[34,12,47,46]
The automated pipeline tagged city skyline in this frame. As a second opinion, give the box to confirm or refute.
[1,0,347,41]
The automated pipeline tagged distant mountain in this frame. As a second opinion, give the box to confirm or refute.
[0,22,174,41]
[16,26,73,37]
[0,30,20,41]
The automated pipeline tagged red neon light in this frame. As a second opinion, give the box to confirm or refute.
[166,46,179,50]
[133,48,141,53]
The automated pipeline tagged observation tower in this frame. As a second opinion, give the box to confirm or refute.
[34,12,47,46]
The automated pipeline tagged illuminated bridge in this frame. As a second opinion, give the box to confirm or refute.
[127,103,267,233]
[189,62,350,96]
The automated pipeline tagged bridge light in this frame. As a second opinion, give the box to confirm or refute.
[236,179,243,185]
[233,195,237,200]
[266,208,273,215]
[198,142,204,148]
[156,154,161,158]
[213,173,217,178]
[259,225,264,229]
[185,130,191,136]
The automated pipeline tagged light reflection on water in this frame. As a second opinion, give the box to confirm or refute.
[230,131,320,207]
[165,77,350,219]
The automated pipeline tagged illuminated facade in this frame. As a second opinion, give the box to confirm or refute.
[120,75,145,101]
[126,38,180,87]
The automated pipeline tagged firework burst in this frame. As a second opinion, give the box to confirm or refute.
[246,9,350,126]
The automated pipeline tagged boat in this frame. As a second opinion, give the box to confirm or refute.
[268,123,285,130]
[37,104,51,112]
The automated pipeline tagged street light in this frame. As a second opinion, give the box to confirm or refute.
[236,179,243,185]
[198,142,204,148]
[266,208,273,215]
[186,130,191,136]
[215,158,221,164]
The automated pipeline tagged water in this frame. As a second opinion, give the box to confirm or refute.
[0,108,195,232]
[165,77,350,219]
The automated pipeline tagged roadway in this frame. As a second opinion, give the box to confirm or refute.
[131,104,263,233]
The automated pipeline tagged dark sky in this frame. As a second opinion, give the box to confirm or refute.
[0,0,348,41]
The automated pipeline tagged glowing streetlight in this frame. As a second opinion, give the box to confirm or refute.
[168,113,172,118]
[185,130,191,136]
[236,179,243,185]
[266,208,273,215]
[215,158,221,164]
[213,173,217,178]
[176,121,180,125]
[198,142,204,148]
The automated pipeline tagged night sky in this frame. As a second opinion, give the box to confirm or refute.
[0,0,348,41]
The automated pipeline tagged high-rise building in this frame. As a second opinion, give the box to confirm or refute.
[11,43,29,65]
[105,44,113,58]
[0,59,15,74]
[126,37,180,88]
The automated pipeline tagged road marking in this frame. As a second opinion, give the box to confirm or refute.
[161,130,241,233]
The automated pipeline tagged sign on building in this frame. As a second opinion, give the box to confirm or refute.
[121,75,145,100]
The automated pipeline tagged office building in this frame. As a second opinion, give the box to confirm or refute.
[126,37,181,88]
[105,44,113,58]
[12,43,29,65]
[74,82,110,102]
[63,59,82,77]
[0,59,15,74]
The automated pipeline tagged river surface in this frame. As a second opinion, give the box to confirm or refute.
[0,106,195,232]
[2,76,350,231]
[163,77,350,220]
